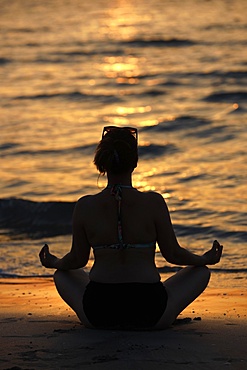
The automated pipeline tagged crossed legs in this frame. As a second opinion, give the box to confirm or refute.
[53,266,210,330]
[53,269,93,328]
[155,266,210,329]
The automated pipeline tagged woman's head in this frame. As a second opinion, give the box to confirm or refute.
[94,126,138,175]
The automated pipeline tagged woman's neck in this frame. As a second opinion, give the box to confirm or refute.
[107,172,132,187]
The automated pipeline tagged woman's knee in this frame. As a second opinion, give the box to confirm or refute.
[54,269,65,284]
[53,269,77,282]
[196,265,211,284]
[53,270,64,292]
[53,269,73,291]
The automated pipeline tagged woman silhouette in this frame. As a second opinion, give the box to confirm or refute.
[39,126,223,330]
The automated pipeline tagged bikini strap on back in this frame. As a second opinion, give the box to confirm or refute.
[108,184,133,248]
[110,184,124,247]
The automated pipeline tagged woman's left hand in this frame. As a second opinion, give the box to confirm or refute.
[202,240,223,265]
[39,244,59,269]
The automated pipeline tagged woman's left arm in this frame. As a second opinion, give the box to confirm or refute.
[39,198,91,270]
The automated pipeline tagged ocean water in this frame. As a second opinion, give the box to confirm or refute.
[0,0,246,288]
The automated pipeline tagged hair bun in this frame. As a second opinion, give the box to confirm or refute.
[94,130,138,175]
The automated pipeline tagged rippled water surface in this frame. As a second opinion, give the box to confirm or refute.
[0,0,246,286]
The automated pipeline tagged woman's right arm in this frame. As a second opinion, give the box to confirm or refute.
[39,196,91,270]
[153,193,223,266]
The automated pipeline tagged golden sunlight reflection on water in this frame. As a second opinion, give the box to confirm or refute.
[115,106,151,115]
[101,55,142,83]
[99,0,151,41]
[0,0,246,284]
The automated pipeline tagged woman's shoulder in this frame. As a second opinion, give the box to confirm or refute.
[73,194,100,220]
[75,190,165,209]
[75,191,105,208]
[138,190,164,202]
[74,194,95,212]
[77,194,92,203]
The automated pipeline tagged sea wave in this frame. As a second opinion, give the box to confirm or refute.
[0,273,53,279]
[0,198,75,238]
[1,143,97,157]
[11,88,168,102]
[0,142,20,152]
[174,224,246,243]
[203,91,247,103]
[140,115,237,143]
[157,266,247,274]
[138,143,178,157]
[140,115,212,133]
[12,91,122,103]
[146,70,247,86]
[1,266,246,279]
[1,198,246,243]
[185,124,235,142]
[0,57,11,65]
[0,142,174,159]
[121,37,196,47]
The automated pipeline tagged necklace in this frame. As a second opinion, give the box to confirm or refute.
[106,184,133,189]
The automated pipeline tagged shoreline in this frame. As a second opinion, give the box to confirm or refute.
[0,278,246,369]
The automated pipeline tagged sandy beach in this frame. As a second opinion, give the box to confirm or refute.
[0,278,246,370]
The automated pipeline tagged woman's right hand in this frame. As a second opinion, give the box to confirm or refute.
[203,240,223,265]
[39,244,59,269]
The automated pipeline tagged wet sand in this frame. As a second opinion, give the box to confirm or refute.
[0,278,246,369]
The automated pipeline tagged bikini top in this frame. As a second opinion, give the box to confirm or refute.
[92,184,156,251]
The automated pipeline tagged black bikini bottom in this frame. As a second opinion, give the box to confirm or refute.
[83,281,168,330]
